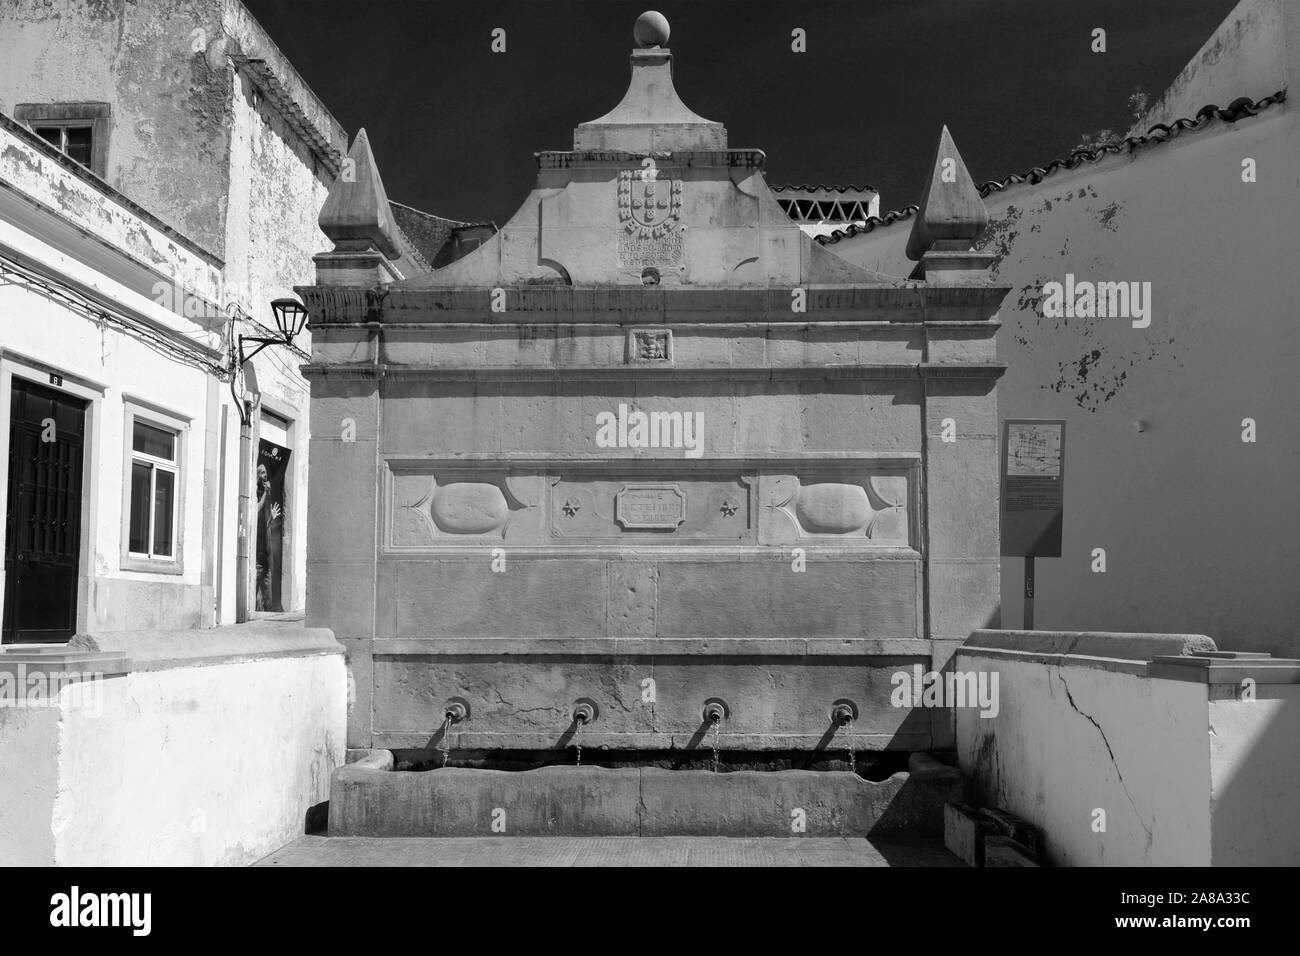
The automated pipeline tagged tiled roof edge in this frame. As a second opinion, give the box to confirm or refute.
[388,199,476,230]
[816,91,1286,245]
[230,52,345,176]
[771,183,877,193]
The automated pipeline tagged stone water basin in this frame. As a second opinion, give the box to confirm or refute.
[328,751,963,837]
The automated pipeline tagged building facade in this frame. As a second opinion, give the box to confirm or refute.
[814,0,1300,659]
[304,15,1007,759]
[0,0,352,633]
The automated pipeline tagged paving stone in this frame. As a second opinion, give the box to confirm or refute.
[255,836,965,867]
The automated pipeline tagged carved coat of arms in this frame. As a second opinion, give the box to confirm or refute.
[617,168,684,267]
[618,169,682,236]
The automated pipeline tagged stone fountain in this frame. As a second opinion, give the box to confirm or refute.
[302,11,1007,836]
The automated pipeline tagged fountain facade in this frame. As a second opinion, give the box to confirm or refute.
[301,13,1007,765]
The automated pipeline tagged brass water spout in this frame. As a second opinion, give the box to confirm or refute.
[444,698,469,724]
[831,702,857,726]
[702,699,729,724]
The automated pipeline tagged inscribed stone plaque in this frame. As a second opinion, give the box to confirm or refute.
[615,483,686,530]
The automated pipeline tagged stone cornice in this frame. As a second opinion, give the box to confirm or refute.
[536,149,766,169]
[297,283,1012,326]
[301,363,1007,382]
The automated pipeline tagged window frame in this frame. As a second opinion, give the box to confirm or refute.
[15,102,111,178]
[120,400,188,575]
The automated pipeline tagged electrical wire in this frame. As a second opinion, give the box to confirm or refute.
[0,254,228,377]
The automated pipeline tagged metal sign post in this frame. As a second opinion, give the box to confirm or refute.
[1000,419,1066,630]
[1024,556,1034,630]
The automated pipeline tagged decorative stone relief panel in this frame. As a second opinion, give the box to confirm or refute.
[759,469,913,547]
[389,469,547,546]
[384,459,915,551]
[550,471,752,542]
[626,328,673,364]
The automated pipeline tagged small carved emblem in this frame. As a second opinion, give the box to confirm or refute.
[627,328,673,364]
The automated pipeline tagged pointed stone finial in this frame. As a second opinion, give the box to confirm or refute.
[906,125,989,261]
[319,128,401,260]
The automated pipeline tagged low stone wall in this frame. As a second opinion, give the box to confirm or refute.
[0,618,345,866]
[955,630,1300,866]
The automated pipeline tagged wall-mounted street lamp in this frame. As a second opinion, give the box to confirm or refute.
[231,296,309,622]
[230,297,310,426]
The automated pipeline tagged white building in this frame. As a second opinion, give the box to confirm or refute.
[0,0,352,634]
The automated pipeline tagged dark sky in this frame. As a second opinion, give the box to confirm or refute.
[244,0,1239,225]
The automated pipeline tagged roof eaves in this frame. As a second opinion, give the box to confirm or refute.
[816,91,1286,245]
[229,53,345,176]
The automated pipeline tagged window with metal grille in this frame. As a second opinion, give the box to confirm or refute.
[127,420,178,560]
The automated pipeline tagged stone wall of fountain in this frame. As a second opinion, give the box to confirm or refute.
[300,13,1007,770]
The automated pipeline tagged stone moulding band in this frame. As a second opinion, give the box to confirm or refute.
[535,149,767,169]
[296,284,1013,324]
[370,637,932,656]
[302,363,1008,382]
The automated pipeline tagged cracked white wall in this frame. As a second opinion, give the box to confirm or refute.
[956,654,1211,866]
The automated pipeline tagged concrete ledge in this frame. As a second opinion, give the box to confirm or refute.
[955,645,1149,676]
[78,618,343,672]
[0,647,130,677]
[964,629,1216,661]
[373,637,932,657]
[1148,653,1300,684]
[329,752,964,837]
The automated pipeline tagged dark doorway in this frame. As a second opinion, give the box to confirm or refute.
[3,377,86,643]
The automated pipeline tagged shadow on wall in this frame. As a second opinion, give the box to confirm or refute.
[1207,688,1300,865]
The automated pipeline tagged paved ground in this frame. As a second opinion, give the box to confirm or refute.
[256,836,964,867]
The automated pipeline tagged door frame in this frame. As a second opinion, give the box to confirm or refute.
[0,350,104,642]
[254,397,300,614]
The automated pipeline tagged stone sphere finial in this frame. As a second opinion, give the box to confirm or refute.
[634,10,670,48]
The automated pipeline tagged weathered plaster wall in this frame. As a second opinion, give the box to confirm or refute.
[0,0,234,256]
[0,701,59,865]
[0,627,345,866]
[54,651,344,865]
[956,650,1213,866]
[823,97,1299,657]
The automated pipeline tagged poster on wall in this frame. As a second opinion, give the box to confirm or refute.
[256,439,291,612]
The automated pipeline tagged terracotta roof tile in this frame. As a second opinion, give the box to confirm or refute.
[815,91,1286,245]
